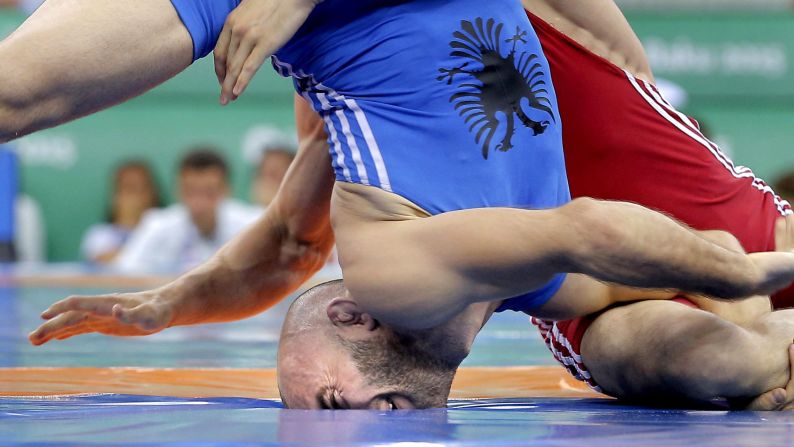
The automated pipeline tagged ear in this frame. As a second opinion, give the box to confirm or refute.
[326,297,379,332]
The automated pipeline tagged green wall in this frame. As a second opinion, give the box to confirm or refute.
[2,10,793,260]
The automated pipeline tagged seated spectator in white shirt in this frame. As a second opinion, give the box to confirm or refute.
[0,143,45,263]
[115,147,262,274]
[242,126,297,208]
[252,145,296,208]
[15,194,45,263]
[81,160,162,265]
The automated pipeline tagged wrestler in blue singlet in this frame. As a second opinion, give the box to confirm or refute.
[170,0,569,312]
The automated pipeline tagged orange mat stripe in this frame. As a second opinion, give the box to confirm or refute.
[0,366,602,399]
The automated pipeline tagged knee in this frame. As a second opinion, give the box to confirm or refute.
[0,80,38,143]
[0,97,24,143]
[0,65,65,142]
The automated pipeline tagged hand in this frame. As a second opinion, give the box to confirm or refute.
[214,0,320,105]
[747,252,794,297]
[28,290,175,346]
[745,344,794,411]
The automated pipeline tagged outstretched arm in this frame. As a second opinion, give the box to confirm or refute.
[30,96,334,344]
[0,0,193,142]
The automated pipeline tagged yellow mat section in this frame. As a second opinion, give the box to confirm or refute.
[0,366,602,399]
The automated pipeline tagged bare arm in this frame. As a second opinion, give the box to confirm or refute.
[336,195,794,329]
[30,95,334,343]
[168,96,334,325]
[0,0,193,142]
[524,0,653,82]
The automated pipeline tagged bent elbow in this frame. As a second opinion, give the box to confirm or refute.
[562,197,626,259]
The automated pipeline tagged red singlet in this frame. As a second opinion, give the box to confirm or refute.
[526,11,793,391]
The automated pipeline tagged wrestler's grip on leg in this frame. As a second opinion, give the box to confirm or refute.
[0,0,193,142]
[581,301,794,407]
[28,291,174,345]
[744,344,794,411]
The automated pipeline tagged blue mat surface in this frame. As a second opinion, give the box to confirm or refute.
[2,394,793,447]
[0,285,552,369]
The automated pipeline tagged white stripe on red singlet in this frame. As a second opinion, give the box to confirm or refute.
[530,318,595,383]
[625,70,792,216]
[641,79,753,176]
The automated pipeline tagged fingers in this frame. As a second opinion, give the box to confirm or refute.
[53,326,94,342]
[41,295,119,320]
[214,26,232,86]
[744,388,786,411]
[745,343,794,411]
[233,45,269,98]
[29,311,87,346]
[221,33,254,104]
[749,252,794,296]
[29,304,166,346]
[219,26,244,105]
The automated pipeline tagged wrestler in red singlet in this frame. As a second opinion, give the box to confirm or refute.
[526,11,793,390]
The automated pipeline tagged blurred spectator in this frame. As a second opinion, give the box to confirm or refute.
[0,144,45,263]
[15,193,45,263]
[242,126,297,207]
[115,147,262,274]
[773,170,794,204]
[80,160,162,265]
[252,146,296,207]
[0,0,44,14]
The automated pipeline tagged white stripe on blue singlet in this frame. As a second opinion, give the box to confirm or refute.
[332,104,370,185]
[270,55,392,191]
[340,97,392,192]
[314,92,352,182]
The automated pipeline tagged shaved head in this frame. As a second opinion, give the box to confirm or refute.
[277,280,458,409]
[281,279,345,335]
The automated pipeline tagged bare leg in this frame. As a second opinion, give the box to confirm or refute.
[581,300,794,405]
[0,0,193,142]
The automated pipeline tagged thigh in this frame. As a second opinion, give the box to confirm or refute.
[580,300,741,401]
[1,0,193,138]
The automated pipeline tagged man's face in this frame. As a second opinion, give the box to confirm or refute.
[178,168,228,234]
[277,335,421,410]
[114,167,156,215]
[253,151,294,207]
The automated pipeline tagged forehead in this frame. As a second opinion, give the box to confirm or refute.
[277,337,338,408]
[278,344,380,409]
[278,358,321,408]
[179,168,226,184]
[118,167,149,182]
